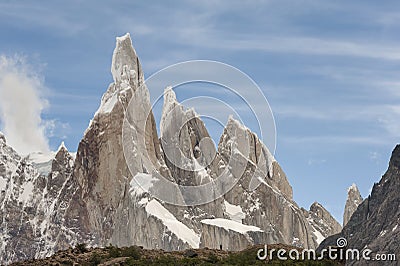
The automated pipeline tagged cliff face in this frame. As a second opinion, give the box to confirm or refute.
[302,202,342,246]
[318,145,400,265]
[0,135,75,263]
[218,118,319,249]
[199,219,267,251]
[0,33,342,264]
[343,184,363,227]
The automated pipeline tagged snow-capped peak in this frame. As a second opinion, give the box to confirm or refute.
[226,115,249,132]
[348,183,359,193]
[116,32,131,43]
[160,86,180,136]
[111,33,139,84]
[57,141,68,153]
[164,86,177,106]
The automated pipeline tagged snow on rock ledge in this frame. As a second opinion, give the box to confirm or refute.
[224,200,245,223]
[201,218,262,233]
[145,199,200,248]
[200,218,267,251]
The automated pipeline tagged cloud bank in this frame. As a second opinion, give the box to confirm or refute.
[0,55,50,154]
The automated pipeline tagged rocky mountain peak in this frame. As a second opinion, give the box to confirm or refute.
[53,142,72,168]
[302,202,342,245]
[389,144,400,170]
[309,202,327,217]
[95,33,145,117]
[111,33,142,85]
[0,33,352,264]
[160,86,182,136]
[56,141,68,153]
[343,183,363,226]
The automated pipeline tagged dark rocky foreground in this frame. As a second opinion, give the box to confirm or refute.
[9,244,343,266]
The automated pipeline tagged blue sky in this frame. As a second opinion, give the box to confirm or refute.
[0,0,399,223]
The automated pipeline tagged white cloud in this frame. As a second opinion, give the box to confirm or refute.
[0,55,50,154]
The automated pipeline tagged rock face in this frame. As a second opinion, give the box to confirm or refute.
[218,118,319,249]
[318,145,400,265]
[302,202,342,245]
[343,184,363,227]
[0,139,75,263]
[200,219,266,251]
[0,33,342,264]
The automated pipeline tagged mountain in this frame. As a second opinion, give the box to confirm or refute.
[0,33,341,264]
[318,145,400,265]
[343,184,363,227]
[0,135,75,263]
[301,202,342,245]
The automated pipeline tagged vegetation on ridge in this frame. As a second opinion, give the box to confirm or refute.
[10,243,344,265]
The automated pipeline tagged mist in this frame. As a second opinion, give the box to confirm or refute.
[0,55,50,155]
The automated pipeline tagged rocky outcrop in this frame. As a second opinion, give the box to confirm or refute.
[318,145,400,265]
[302,202,342,245]
[343,184,363,227]
[219,117,317,249]
[0,139,75,264]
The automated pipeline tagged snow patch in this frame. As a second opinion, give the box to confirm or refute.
[116,33,131,43]
[19,181,33,203]
[201,218,262,234]
[0,176,6,191]
[145,199,200,248]
[26,152,55,164]
[129,173,158,197]
[313,229,325,245]
[348,183,358,193]
[160,86,178,136]
[379,229,387,237]
[224,200,245,223]
[138,198,149,205]
[57,141,67,152]
[392,224,398,232]
[97,92,118,114]
[26,151,56,175]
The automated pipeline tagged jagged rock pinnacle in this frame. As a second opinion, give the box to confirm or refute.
[343,183,363,226]
[111,33,141,85]
[389,144,400,169]
[57,141,67,153]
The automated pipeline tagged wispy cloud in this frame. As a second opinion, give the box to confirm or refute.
[282,135,386,146]
[369,151,382,164]
[0,2,87,36]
